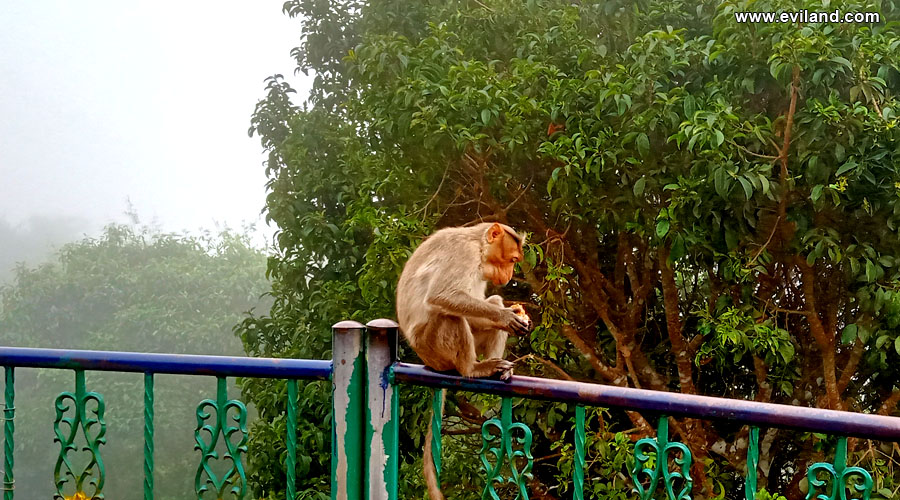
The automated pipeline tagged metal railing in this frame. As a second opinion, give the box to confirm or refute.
[0,345,331,500]
[1,319,899,500]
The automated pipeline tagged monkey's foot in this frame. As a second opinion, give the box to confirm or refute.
[482,358,514,381]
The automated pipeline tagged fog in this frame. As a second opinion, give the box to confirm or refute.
[0,1,313,276]
[0,3,311,498]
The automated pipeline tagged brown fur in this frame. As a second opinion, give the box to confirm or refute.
[396,223,530,500]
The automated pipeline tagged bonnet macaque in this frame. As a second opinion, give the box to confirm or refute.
[396,222,532,499]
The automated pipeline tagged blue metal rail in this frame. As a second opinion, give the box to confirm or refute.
[0,346,332,379]
[392,362,900,441]
[0,344,336,500]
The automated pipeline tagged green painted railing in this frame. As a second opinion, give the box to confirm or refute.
[1,319,899,500]
[0,342,333,500]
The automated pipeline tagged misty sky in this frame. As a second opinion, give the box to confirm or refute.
[0,1,311,249]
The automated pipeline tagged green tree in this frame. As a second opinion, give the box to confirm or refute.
[243,0,900,498]
[0,222,269,499]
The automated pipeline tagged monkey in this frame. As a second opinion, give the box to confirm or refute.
[396,222,531,378]
[395,222,532,500]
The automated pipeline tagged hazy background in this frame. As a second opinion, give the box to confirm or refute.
[1,3,310,497]
[0,1,312,281]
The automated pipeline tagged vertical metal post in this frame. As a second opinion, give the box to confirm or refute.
[365,319,399,500]
[332,321,366,500]
[3,367,13,500]
[431,390,443,486]
[574,405,585,500]
[745,426,759,500]
[286,379,298,500]
[144,373,154,500]
[834,436,848,471]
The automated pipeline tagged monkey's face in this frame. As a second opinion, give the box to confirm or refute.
[483,224,524,286]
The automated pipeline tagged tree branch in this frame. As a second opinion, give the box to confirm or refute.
[559,325,622,384]
[878,390,900,416]
[796,258,842,410]
[511,353,575,381]
[659,243,696,395]
[837,340,864,395]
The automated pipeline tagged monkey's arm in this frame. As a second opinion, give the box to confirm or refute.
[427,290,529,334]
[427,290,503,320]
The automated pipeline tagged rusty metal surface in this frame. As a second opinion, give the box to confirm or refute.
[392,362,900,441]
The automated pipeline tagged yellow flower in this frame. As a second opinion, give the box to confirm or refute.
[835,176,848,193]
[64,493,90,500]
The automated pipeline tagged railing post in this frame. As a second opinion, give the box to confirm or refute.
[430,390,443,487]
[3,367,13,500]
[364,319,399,500]
[286,379,299,500]
[745,426,759,500]
[574,405,585,500]
[143,373,154,500]
[332,320,366,500]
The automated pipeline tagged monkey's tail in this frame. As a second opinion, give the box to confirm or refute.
[423,391,446,500]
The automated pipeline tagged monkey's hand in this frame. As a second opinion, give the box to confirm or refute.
[499,307,531,335]
[510,304,532,329]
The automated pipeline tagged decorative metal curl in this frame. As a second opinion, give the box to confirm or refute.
[805,437,873,500]
[53,370,106,500]
[480,397,533,500]
[194,377,248,500]
[631,415,693,500]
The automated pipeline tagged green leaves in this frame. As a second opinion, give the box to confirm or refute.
[636,133,650,158]
[251,0,900,497]
[835,158,857,177]
[829,56,852,70]
[1,223,270,500]
[656,219,670,238]
[811,185,824,202]
[683,94,696,118]
[737,176,752,200]
[841,324,858,345]
[633,176,647,197]
[713,167,730,198]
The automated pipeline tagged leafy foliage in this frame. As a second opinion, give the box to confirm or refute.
[245,0,900,498]
[0,223,269,500]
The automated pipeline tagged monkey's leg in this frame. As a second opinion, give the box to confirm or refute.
[472,326,512,380]
[439,316,512,378]
[473,327,508,360]
[410,317,461,372]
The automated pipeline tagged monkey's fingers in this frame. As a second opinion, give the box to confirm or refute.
[511,317,531,335]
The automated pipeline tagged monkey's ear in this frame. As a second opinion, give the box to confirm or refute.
[487,223,504,243]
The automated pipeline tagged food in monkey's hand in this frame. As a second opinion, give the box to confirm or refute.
[509,304,532,333]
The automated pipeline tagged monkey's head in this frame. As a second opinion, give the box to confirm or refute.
[483,223,525,286]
